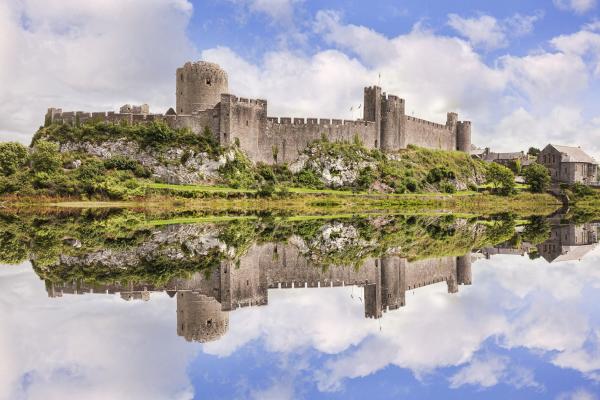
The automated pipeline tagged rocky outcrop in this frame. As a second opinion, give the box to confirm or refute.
[54,224,236,270]
[59,140,236,184]
[290,146,375,188]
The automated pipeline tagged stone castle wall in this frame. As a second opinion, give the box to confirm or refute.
[403,116,456,151]
[45,61,472,165]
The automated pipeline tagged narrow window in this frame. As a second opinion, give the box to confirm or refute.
[206,78,211,85]
[180,74,183,82]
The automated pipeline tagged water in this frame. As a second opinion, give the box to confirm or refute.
[1,212,599,399]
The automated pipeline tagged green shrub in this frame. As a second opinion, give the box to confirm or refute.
[218,150,256,188]
[570,182,594,197]
[440,181,456,193]
[426,166,455,184]
[104,156,151,178]
[256,182,277,198]
[31,141,61,173]
[0,142,28,176]
[294,169,323,189]
[523,163,550,193]
[485,162,515,196]
[404,178,419,193]
[356,167,377,190]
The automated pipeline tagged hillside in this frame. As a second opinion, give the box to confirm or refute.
[25,122,487,195]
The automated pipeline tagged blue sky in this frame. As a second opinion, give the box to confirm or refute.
[1,0,599,156]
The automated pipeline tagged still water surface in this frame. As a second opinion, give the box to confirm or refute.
[1,212,599,399]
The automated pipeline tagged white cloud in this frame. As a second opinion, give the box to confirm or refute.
[554,0,597,14]
[551,28,600,76]
[205,10,600,157]
[447,12,543,51]
[448,14,508,50]
[1,2,600,160]
[4,246,600,396]
[505,12,544,37]
[246,0,302,22]
[0,0,197,144]
[557,388,599,400]
[0,263,198,400]
[449,354,508,388]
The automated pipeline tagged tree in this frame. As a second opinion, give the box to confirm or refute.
[0,142,28,176]
[527,147,541,157]
[523,163,551,193]
[485,162,515,196]
[521,216,551,245]
[31,140,61,173]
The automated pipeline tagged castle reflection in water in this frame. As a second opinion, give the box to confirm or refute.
[44,221,599,344]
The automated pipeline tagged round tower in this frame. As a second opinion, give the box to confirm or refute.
[176,61,229,114]
[456,121,472,153]
[176,291,229,343]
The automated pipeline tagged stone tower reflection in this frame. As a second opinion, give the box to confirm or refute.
[176,291,229,343]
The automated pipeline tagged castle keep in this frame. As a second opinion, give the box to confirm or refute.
[45,61,472,164]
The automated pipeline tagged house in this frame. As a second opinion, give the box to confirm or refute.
[537,223,598,263]
[471,147,530,169]
[538,144,598,185]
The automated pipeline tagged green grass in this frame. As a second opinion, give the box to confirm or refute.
[147,182,254,193]
[146,181,480,197]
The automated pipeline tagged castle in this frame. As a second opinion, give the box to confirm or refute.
[44,239,473,343]
[45,61,472,164]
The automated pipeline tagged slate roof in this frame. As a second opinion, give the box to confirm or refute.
[550,145,597,164]
[482,151,525,161]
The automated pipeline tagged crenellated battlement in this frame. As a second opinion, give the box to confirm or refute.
[265,117,375,127]
[405,115,449,130]
[44,60,472,163]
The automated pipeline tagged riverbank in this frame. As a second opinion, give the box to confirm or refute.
[1,190,561,218]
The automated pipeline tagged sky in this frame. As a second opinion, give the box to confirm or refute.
[2,247,600,399]
[0,0,599,157]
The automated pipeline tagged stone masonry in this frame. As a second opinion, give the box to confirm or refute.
[45,61,472,164]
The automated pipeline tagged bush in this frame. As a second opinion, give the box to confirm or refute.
[356,167,377,190]
[523,163,550,193]
[404,178,419,193]
[426,166,455,184]
[218,150,256,188]
[570,182,594,197]
[440,181,456,194]
[294,169,323,189]
[31,141,61,173]
[256,182,277,198]
[104,156,151,178]
[485,162,515,196]
[0,142,28,176]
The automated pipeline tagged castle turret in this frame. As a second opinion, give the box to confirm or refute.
[176,61,229,114]
[364,260,382,318]
[363,86,382,147]
[380,257,406,310]
[176,291,229,343]
[456,255,472,285]
[456,121,472,152]
[446,112,458,130]
[381,95,405,151]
